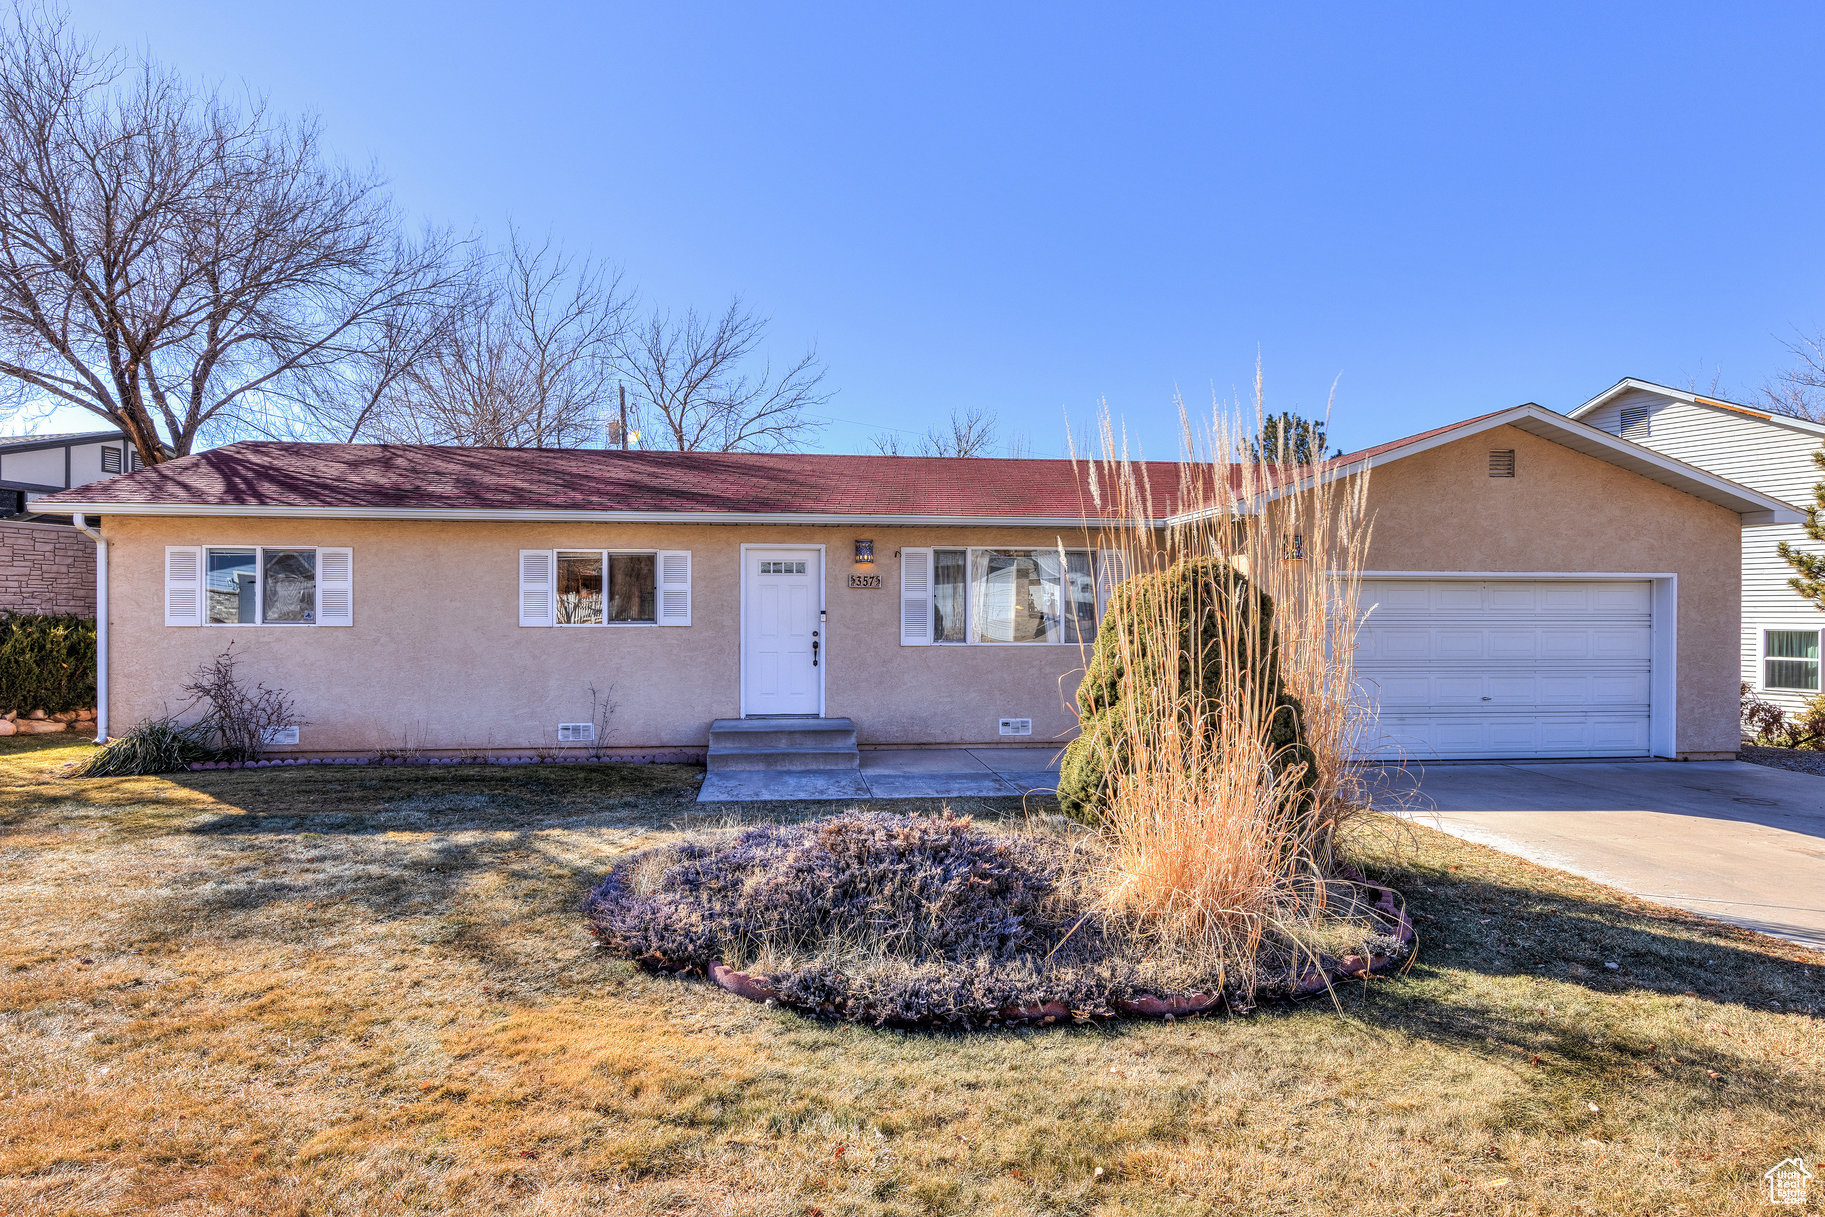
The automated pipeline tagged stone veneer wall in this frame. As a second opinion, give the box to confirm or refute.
[0,520,95,617]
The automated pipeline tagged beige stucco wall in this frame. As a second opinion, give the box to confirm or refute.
[98,423,1745,758]
[1357,425,1743,757]
[101,518,1103,753]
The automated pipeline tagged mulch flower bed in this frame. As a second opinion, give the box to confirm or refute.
[583,811,1413,1029]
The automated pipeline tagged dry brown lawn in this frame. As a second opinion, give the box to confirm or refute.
[1,735,1821,1216]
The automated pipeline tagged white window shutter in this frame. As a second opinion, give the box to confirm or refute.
[901,547,933,645]
[164,546,205,626]
[658,551,692,626]
[1096,548,1130,618]
[519,550,555,626]
[316,547,353,626]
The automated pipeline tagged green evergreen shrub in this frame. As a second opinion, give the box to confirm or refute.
[1056,556,1316,821]
[0,613,96,714]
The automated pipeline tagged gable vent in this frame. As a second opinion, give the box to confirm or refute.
[1488,449,1516,478]
[557,722,595,743]
[101,446,122,473]
[1620,404,1652,439]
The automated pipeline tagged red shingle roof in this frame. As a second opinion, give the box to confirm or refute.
[37,442,1197,520]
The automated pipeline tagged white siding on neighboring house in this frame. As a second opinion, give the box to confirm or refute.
[1743,522,1823,712]
[1582,388,1821,506]
[1584,385,1825,715]
[1,447,67,487]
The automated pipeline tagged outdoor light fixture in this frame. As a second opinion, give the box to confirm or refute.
[854,539,875,565]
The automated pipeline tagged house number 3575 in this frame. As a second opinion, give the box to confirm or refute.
[848,573,883,589]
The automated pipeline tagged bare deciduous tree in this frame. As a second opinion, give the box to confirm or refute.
[0,7,458,464]
[1763,331,1825,422]
[871,405,998,457]
[354,230,628,447]
[616,300,828,451]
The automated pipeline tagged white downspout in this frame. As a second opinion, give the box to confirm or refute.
[72,513,106,744]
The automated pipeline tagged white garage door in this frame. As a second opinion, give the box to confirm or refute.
[1353,578,1654,760]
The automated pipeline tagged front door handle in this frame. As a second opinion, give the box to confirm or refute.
[812,632,820,668]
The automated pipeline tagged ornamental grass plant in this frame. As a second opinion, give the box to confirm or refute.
[1061,377,1377,994]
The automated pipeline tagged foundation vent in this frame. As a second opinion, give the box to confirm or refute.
[557,723,596,743]
[999,718,1033,737]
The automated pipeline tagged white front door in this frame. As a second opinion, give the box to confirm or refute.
[1354,577,1655,760]
[742,548,822,716]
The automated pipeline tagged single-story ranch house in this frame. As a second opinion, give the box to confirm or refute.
[38,403,1799,764]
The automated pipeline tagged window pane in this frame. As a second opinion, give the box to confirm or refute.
[1766,630,1820,690]
[207,550,256,624]
[557,552,603,624]
[607,553,656,622]
[1061,551,1098,645]
[934,549,967,642]
[971,549,1064,644]
[262,549,316,623]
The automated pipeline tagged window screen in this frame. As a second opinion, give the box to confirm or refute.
[261,549,316,623]
[207,550,257,624]
[1765,630,1820,691]
[607,554,656,622]
[557,552,604,624]
[933,549,967,642]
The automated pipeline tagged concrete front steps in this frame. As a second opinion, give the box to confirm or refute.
[705,718,860,771]
[698,717,1063,803]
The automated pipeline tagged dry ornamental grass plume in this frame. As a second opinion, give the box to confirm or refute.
[1058,373,1377,990]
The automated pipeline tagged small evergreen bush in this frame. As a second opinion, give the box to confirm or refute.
[1056,557,1315,821]
[0,613,95,714]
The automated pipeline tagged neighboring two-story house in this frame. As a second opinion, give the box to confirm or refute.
[0,429,144,520]
[1571,378,1825,717]
[0,429,148,617]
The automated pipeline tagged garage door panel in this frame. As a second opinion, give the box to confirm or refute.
[1432,583,1486,612]
[1487,628,1541,659]
[1435,630,1488,659]
[1355,578,1654,760]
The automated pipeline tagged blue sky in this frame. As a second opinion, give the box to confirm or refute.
[39,1,1825,458]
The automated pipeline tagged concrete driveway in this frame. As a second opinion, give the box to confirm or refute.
[1371,761,1825,950]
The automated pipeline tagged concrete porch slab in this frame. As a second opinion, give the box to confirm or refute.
[698,770,870,802]
[968,746,1066,769]
[859,749,993,773]
[992,770,1060,794]
[861,772,1020,799]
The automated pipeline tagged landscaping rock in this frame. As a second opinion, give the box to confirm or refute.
[0,719,15,736]
[50,710,80,723]
[18,719,64,733]
[27,708,45,720]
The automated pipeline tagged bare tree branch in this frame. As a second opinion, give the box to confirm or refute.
[0,5,459,463]
[872,405,998,457]
[354,227,628,447]
[615,299,827,452]
[1763,330,1825,422]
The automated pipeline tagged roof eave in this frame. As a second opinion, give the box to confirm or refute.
[1569,378,1825,438]
[1174,403,1804,525]
[49,501,1170,528]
